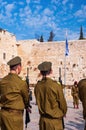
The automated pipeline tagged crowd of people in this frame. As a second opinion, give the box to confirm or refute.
[0,56,86,130]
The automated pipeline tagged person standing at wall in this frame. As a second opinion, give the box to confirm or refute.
[78,79,86,130]
[34,61,67,130]
[71,81,79,109]
[0,56,30,130]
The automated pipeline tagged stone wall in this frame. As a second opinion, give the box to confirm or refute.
[0,29,86,85]
[0,29,18,77]
[17,39,86,85]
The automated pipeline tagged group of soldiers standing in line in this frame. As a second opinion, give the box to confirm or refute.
[0,56,86,130]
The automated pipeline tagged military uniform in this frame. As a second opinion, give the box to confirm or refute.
[34,61,67,130]
[0,56,29,130]
[71,84,79,108]
[78,79,86,130]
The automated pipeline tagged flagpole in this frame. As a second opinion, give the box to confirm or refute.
[64,53,66,96]
[64,59,66,83]
[64,31,69,96]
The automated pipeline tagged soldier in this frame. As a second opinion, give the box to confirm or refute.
[71,81,79,109]
[0,56,29,130]
[34,61,67,130]
[78,79,86,130]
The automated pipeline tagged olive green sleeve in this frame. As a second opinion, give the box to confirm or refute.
[57,85,67,115]
[78,83,86,119]
[21,81,29,108]
[81,86,86,119]
[0,83,1,107]
[78,81,83,101]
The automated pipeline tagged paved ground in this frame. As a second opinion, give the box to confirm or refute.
[24,89,85,130]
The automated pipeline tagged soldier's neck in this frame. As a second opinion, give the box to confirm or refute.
[10,70,18,75]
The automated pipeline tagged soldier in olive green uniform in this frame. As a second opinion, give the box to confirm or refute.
[78,79,86,130]
[34,61,67,130]
[0,56,29,130]
[71,81,79,109]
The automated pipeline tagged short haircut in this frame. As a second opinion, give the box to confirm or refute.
[10,63,21,70]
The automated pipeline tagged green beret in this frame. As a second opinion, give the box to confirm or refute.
[38,61,52,71]
[7,56,21,66]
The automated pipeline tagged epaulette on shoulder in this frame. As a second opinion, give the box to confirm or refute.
[57,81,61,85]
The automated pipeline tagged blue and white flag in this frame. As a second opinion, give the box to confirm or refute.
[65,38,69,56]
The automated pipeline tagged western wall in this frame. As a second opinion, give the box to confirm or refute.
[0,29,17,77]
[0,29,86,86]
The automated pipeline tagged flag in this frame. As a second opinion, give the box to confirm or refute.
[65,38,69,56]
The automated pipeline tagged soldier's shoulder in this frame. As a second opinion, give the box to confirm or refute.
[52,79,58,84]
[17,76,26,85]
[53,79,57,83]
[52,80,61,86]
[81,78,86,82]
[52,79,61,84]
[37,79,41,82]
[0,74,9,81]
[36,80,41,84]
[72,85,75,89]
[78,78,86,84]
[78,79,86,88]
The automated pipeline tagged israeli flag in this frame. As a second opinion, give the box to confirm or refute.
[65,38,69,56]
